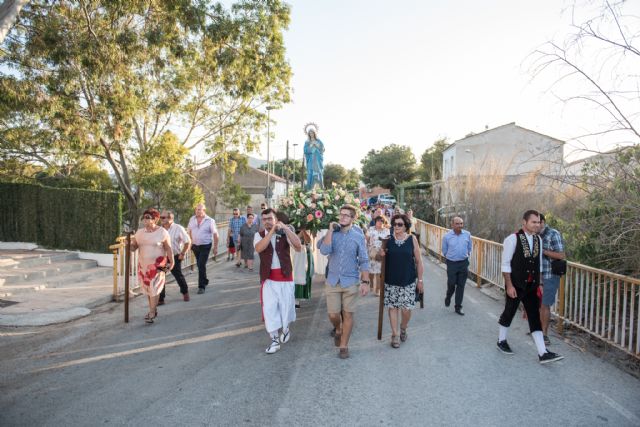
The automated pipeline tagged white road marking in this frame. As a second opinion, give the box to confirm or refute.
[486,312,499,320]
[220,285,259,293]
[592,391,640,425]
[465,295,478,304]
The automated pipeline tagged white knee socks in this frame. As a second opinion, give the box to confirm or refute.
[531,331,546,356]
[499,325,508,342]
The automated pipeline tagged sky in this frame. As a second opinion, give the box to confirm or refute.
[257,0,639,170]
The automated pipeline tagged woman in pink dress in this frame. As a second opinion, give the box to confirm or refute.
[131,208,174,323]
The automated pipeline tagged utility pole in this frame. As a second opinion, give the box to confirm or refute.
[265,106,275,203]
[285,140,290,194]
[292,143,298,188]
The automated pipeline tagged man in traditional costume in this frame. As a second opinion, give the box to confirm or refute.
[496,209,564,364]
[254,208,302,354]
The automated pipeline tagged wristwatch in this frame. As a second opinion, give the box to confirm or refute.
[361,280,370,285]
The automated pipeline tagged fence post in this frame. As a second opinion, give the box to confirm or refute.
[476,240,483,288]
[557,275,566,334]
[112,249,119,302]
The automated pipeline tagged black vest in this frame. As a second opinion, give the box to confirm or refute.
[510,229,541,289]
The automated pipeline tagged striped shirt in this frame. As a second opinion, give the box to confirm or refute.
[187,215,218,245]
[540,226,564,279]
[318,226,370,288]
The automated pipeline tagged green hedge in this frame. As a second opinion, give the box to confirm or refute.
[0,182,122,253]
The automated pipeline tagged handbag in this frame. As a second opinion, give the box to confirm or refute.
[368,245,379,260]
[551,259,567,276]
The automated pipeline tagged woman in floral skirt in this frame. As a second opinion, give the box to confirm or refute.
[131,208,174,323]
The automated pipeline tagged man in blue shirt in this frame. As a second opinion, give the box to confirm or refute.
[442,216,472,315]
[539,214,566,345]
[318,204,370,359]
[229,208,246,267]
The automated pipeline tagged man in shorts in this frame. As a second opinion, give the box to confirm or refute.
[539,213,566,346]
[318,204,370,359]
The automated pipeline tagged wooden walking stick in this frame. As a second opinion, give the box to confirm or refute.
[124,231,132,323]
[377,237,389,340]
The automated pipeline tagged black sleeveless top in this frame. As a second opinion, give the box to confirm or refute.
[385,235,416,287]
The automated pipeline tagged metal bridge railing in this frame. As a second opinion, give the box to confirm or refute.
[109,221,229,301]
[415,219,640,358]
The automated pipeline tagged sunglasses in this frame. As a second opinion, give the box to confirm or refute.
[159,216,167,219]
[393,222,405,227]
[143,215,153,220]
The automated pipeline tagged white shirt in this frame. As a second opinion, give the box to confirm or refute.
[501,232,544,273]
[187,215,218,245]
[254,232,293,269]
[166,223,190,254]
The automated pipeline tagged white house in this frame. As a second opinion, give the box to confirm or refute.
[442,122,564,179]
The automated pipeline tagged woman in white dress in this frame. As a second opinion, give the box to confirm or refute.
[131,208,174,324]
[367,215,390,296]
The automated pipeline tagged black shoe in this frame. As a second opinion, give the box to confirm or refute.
[497,340,514,355]
[197,288,205,294]
[455,307,465,316]
[539,351,564,364]
[543,335,551,346]
[444,295,452,307]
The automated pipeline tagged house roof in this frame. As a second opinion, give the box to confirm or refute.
[444,122,565,153]
[252,167,287,183]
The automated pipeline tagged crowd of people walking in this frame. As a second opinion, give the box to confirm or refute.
[129,202,565,365]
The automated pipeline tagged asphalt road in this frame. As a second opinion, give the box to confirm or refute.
[1,256,639,427]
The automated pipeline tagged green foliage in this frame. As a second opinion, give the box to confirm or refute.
[135,131,203,221]
[277,186,366,234]
[218,181,251,210]
[548,146,640,276]
[323,163,361,190]
[0,0,292,226]
[418,138,450,182]
[0,182,122,253]
[360,144,416,190]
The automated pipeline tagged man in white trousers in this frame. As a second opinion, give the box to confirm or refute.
[254,208,302,354]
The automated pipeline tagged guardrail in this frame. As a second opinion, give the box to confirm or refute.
[415,219,640,358]
[110,221,229,301]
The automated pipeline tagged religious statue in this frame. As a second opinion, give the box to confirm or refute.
[303,122,324,190]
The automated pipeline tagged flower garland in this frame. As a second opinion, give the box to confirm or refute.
[277,184,368,235]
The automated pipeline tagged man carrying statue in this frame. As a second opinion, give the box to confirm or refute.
[303,123,324,190]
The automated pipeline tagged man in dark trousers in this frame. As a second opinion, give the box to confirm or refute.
[442,216,472,315]
[497,209,564,364]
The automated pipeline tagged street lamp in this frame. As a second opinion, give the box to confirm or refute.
[292,143,298,188]
[265,106,276,203]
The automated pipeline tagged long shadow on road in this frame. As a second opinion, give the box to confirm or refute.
[1,255,639,426]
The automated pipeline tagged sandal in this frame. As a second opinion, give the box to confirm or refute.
[391,335,400,348]
[334,332,342,347]
[400,328,407,342]
[144,312,157,324]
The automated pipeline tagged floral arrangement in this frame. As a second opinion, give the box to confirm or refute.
[277,184,368,235]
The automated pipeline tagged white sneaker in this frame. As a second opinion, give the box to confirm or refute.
[280,329,291,344]
[265,338,280,354]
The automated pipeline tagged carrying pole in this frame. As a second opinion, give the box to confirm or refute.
[124,232,132,323]
[377,238,389,340]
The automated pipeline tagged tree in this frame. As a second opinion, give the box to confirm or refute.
[530,0,639,276]
[418,138,450,182]
[135,131,203,222]
[0,0,291,227]
[0,0,28,43]
[218,182,250,211]
[360,144,416,191]
[323,163,361,190]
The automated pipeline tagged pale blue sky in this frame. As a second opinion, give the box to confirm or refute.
[259,0,638,169]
